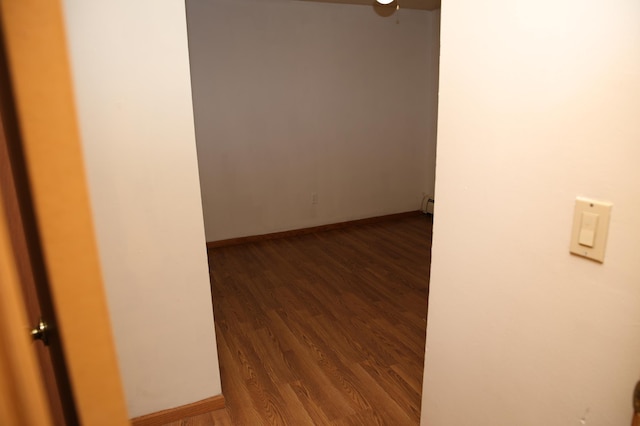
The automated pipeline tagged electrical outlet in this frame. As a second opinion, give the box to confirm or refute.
[312,192,318,204]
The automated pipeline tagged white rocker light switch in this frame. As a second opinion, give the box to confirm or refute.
[570,197,612,263]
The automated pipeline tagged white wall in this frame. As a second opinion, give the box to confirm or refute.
[62,1,221,418]
[423,0,640,425]
[186,0,440,241]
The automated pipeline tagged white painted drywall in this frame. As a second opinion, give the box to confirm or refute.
[186,0,440,241]
[422,0,640,425]
[62,1,221,418]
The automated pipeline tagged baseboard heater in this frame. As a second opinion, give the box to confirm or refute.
[421,196,435,215]
[426,198,435,215]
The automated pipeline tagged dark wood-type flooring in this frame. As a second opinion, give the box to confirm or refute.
[164,214,432,425]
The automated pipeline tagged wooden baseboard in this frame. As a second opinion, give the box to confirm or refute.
[130,395,225,426]
[206,210,423,249]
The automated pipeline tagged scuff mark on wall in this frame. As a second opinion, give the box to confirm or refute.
[580,407,590,425]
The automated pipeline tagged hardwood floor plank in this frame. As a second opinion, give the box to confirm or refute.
[268,310,358,421]
[215,332,265,426]
[359,358,422,422]
[390,362,425,397]
[287,380,334,425]
[205,215,432,425]
[331,408,385,426]
[273,309,372,415]
[349,363,416,426]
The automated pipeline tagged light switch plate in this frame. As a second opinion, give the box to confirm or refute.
[569,197,612,263]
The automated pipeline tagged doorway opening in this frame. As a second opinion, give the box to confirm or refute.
[185,1,440,423]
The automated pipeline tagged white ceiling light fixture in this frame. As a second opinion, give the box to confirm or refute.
[376,0,395,4]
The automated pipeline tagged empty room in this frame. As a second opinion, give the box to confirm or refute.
[185,0,440,423]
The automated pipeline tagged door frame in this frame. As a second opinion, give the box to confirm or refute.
[0,0,129,424]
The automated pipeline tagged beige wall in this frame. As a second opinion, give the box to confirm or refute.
[62,1,221,418]
[422,0,640,425]
[186,0,440,241]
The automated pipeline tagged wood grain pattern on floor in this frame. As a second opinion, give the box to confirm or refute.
[163,215,432,425]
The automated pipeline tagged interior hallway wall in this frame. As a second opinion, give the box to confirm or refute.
[62,1,221,418]
[422,0,640,424]
[186,0,440,241]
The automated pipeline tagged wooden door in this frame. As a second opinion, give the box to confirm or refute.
[0,179,53,426]
[0,0,129,425]
[0,57,75,424]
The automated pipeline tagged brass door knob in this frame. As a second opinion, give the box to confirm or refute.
[30,318,49,346]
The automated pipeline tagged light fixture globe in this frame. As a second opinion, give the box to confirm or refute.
[376,0,394,4]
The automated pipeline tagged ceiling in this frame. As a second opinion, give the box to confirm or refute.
[296,0,441,11]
